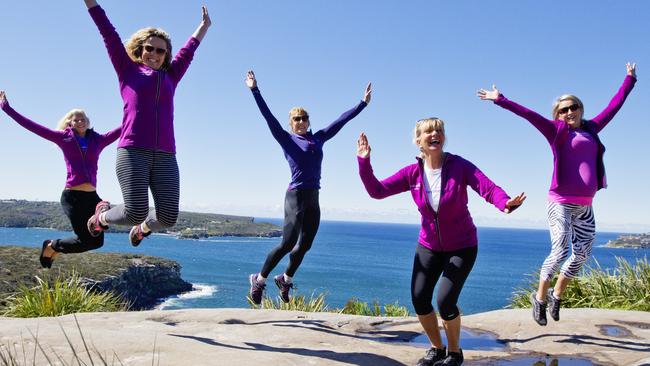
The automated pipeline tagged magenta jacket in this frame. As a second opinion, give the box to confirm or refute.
[1,102,121,188]
[494,75,636,192]
[89,5,200,153]
[358,154,511,252]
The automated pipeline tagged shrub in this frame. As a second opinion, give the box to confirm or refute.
[249,293,410,316]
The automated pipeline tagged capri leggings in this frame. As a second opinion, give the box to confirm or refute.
[260,189,320,278]
[411,244,477,320]
[104,147,179,231]
[540,201,596,281]
[52,190,104,253]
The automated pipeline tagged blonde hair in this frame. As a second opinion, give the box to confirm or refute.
[551,94,584,120]
[288,107,309,119]
[125,27,173,70]
[56,109,90,131]
[414,117,445,159]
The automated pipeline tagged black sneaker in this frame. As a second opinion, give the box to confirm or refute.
[530,292,547,326]
[274,274,294,303]
[249,273,266,305]
[547,289,561,321]
[87,201,110,237]
[129,224,152,247]
[434,349,463,366]
[416,347,446,366]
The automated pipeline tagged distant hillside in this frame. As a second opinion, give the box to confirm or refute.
[0,199,281,238]
[606,233,650,248]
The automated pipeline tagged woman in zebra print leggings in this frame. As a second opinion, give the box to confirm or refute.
[83,0,211,246]
[478,63,637,325]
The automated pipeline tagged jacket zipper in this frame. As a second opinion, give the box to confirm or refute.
[74,132,91,183]
[154,71,162,150]
[421,154,446,250]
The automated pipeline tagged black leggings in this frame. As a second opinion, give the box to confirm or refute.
[51,190,104,253]
[411,244,477,320]
[260,189,320,278]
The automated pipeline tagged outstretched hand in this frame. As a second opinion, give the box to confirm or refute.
[200,5,212,29]
[626,62,637,78]
[0,90,7,108]
[476,85,500,101]
[83,0,98,9]
[245,70,257,89]
[357,132,371,158]
[363,83,372,104]
[504,192,526,214]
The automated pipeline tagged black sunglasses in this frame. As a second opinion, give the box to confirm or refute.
[558,104,580,115]
[143,44,167,55]
[292,115,309,122]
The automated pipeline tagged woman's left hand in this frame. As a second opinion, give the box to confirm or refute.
[363,83,372,104]
[200,5,212,29]
[357,132,371,158]
[0,90,8,108]
[504,192,526,213]
[626,62,637,78]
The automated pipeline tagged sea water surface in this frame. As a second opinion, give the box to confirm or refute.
[0,221,647,315]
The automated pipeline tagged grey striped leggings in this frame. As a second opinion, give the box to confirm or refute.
[540,201,596,281]
[104,147,179,232]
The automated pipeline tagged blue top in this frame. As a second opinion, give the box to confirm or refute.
[251,87,367,190]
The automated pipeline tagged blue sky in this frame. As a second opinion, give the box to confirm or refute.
[0,1,648,232]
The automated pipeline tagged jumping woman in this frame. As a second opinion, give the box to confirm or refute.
[83,0,211,246]
[245,70,371,305]
[357,119,525,366]
[0,91,120,268]
[477,63,637,326]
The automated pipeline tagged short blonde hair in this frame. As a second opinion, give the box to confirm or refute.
[56,109,90,131]
[288,107,309,118]
[551,94,584,120]
[414,117,445,159]
[125,27,173,70]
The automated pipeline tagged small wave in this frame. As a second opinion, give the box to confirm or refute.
[157,284,217,310]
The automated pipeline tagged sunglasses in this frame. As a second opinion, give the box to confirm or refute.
[292,115,309,122]
[143,44,167,55]
[558,104,580,115]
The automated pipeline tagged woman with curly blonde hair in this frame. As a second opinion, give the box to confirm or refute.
[0,91,120,268]
[83,0,211,246]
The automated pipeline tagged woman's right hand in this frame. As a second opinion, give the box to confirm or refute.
[83,0,98,9]
[627,62,637,78]
[357,132,371,158]
[0,90,8,108]
[246,70,257,89]
[477,84,500,101]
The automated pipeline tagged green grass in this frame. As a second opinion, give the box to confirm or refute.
[510,256,650,311]
[249,293,410,316]
[2,272,128,318]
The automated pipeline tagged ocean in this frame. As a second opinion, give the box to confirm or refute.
[0,221,647,315]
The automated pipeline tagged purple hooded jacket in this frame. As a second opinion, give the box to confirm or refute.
[1,102,121,188]
[358,153,511,252]
[494,75,636,193]
[89,5,200,153]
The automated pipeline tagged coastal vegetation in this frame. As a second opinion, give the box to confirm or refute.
[606,233,650,248]
[510,256,650,311]
[250,293,411,317]
[0,199,281,238]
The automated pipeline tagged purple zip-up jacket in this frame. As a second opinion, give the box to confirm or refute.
[251,87,367,190]
[358,154,511,252]
[89,5,200,153]
[494,75,636,193]
[1,103,121,188]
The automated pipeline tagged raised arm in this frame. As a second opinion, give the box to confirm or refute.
[477,84,558,143]
[0,91,63,143]
[86,1,132,76]
[357,133,410,199]
[246,71,290,144]
[98,125,122,150]
[463,159,525,213]
[316,83,371,142]
[589,63,637,133]
[191,5,211,42]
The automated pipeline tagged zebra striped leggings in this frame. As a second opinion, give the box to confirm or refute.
[103,147,179,232]
[540,201,596,281]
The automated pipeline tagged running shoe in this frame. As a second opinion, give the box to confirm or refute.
[274,274,294,303]
[434,349,463,366]
[547,288,561,321]
[39,240,53,269]
[87,201,110,237]
[129,224,152,247]
[249,273,266,305]
[416,347,446,366]
[530,292,547,326]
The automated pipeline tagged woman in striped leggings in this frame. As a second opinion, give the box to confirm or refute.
[478,63,637,325]
[0,91,120,267]
[83,0,211,246]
